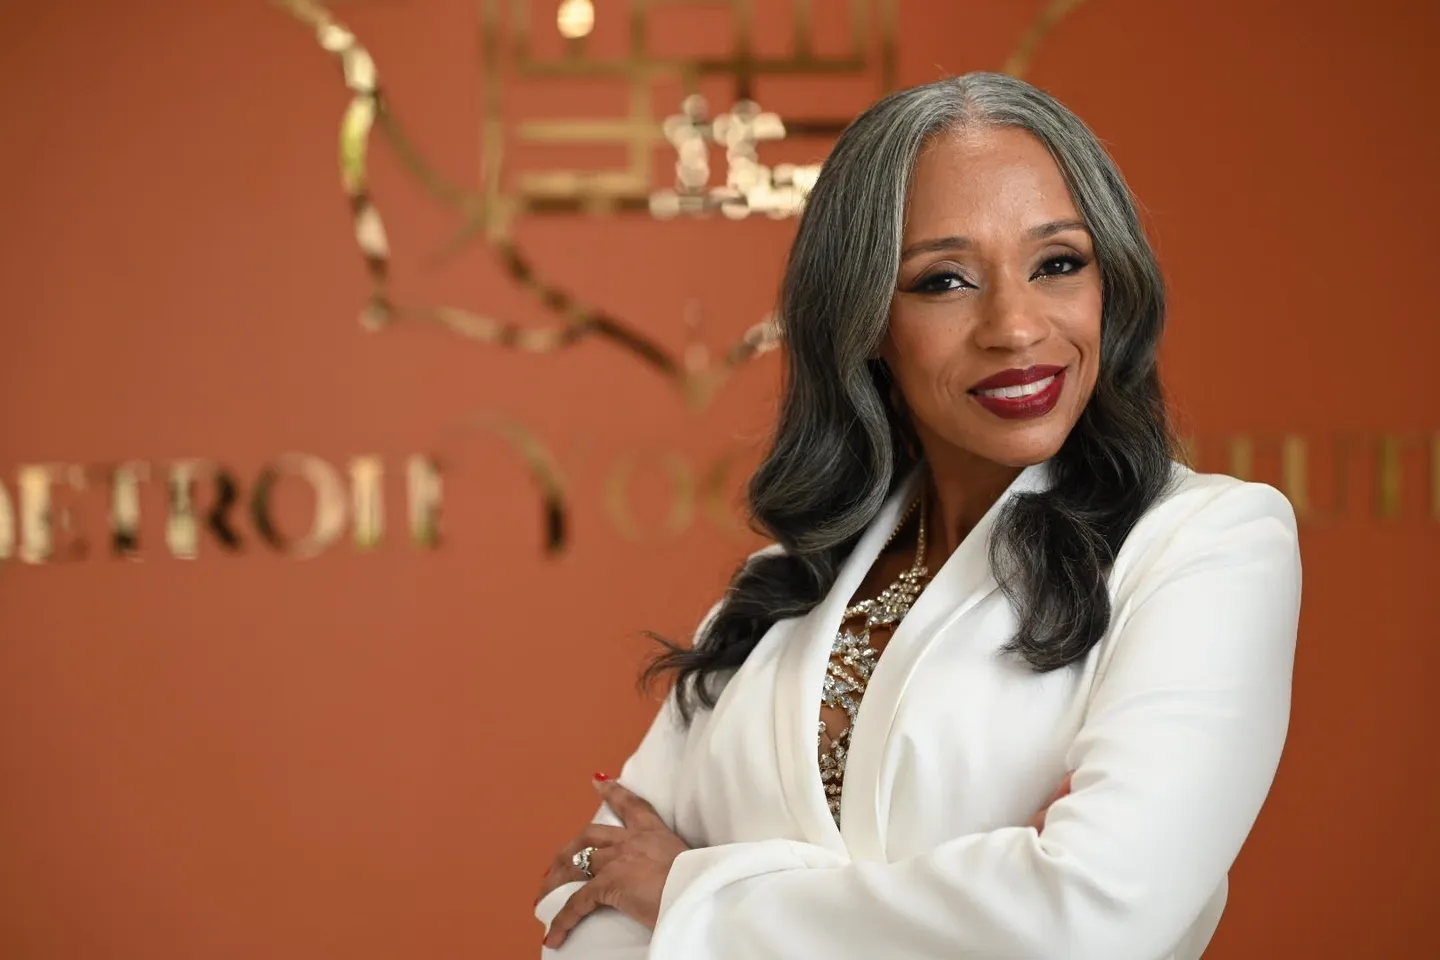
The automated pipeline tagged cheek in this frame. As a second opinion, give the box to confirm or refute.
[887,315,963,397]
[1061,286,1103,369]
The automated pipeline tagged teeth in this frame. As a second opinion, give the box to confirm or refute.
[976,375,1055,400]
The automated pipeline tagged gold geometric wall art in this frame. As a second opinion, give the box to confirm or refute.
[273,0,1090,411]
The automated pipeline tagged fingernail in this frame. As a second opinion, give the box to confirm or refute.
[593,772,611,782]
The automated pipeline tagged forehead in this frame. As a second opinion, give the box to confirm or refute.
[904,126,1080,237]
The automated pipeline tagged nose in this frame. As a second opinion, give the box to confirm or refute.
[973,277,1048,353]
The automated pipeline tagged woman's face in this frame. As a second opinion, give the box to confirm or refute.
[882,125,1102,470]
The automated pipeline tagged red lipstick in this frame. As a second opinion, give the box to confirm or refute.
[968,365,1067,420]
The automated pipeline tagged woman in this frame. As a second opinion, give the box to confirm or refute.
[535,72,1301,959]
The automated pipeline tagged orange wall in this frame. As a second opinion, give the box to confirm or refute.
[0,1,1436,957]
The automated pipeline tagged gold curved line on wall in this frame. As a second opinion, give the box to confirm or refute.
[275,0,1084,410]
[1002,0,1089,79]
[604,451,697,542]
[456,414,570,555]
[275,0,780,409]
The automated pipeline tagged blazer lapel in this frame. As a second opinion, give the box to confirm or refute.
[838,462,1052,861]
[771,474,920,852]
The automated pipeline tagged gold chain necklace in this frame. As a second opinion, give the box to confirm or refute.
[818,490,929,823]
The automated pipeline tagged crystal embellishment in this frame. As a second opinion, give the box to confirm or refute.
[818,494,929,825]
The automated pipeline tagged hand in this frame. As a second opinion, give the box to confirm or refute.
[1027,771,1074,832]
[540,777,691,950]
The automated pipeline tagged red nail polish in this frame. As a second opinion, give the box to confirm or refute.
[594,772,611,782]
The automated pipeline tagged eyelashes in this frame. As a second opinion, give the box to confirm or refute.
[1033,253,1090,279]
[907,253,1092,294]
[911,270,969,294]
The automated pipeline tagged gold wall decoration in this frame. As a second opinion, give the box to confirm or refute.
[166,460,245,559]
[0,455,444,566]
[250,454,352,559]
[1196,432,1440,525]
[0,477,14,561]
[273,0,1088,409]
[605,450,696,541]
[109,462,148,559]
[349,455,385,549]
[407,456,444,548]
[16,464,90,564]
[649,95,819,221]
[455,415,567,555]
[1,430,1433,566]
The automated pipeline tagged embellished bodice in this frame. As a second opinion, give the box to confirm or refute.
[817,496,929,824]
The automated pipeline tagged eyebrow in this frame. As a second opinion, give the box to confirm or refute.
[899,219,1091,261]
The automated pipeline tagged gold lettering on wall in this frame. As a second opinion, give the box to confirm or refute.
[1375,433,1440,521]
[1280,435,1308,516]
[1,453,447,565]
[0,430,1433,569]
[604,451,696,541]
[251,454,349,558]
[17,464,88,564]
[459,417,565,553]
[349,456,385,549]
[0,480,13,561]
[166,460,243,559]
[406,455,443,548]
[106,462,149,559]
[1194,433,1440,523]
[1175,434,1198,468]
[1227,436,1254,481]
[1276,434,1364,523]
[165,460,201,559]
[700,449,750,537]
[1428,434,1439,520]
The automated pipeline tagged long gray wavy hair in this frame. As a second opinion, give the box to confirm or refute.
[646,72,1176,719]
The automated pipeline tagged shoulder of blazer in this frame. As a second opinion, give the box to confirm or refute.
[1108,463,1299,600]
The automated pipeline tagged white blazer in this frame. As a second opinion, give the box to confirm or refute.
[537,463,1302,959]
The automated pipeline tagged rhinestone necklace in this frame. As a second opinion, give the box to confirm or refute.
[818,490,929,824]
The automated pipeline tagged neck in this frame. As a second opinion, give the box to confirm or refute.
[918,446,1025,561]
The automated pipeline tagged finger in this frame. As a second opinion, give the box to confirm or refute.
[538,858,582,902]
[543,881,604,949]
[586,842,623,876]
[538,865,582,902]
[547,824,628,888]
[594,779,664,829]
[560,824,628,861]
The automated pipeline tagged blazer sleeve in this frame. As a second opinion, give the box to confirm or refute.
[647,483,1303,960]
[535,611,710,957]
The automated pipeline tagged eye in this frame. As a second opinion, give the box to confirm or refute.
[912,269,971,294]
[1033,254,1090,280]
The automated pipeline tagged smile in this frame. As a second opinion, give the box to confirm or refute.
[973,375,1056,400]
[967,365,1068,420]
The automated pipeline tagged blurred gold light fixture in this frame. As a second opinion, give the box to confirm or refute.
[556,0,594,39]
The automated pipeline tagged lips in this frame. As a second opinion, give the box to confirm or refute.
[968,365,1067,420]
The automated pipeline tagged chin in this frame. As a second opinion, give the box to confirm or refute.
[986,448,1059,469]
[965,428,1070,469]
